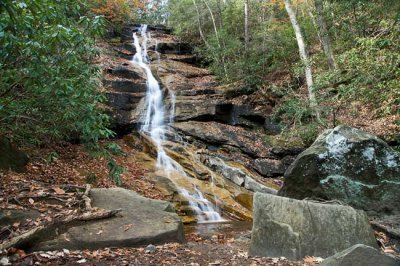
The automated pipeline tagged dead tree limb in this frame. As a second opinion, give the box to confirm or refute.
[0,209,121,250]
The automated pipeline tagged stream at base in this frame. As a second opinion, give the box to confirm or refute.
[184,221,252,238]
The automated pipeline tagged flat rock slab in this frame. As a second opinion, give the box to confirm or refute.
[320,244,400,266]
[35,188,184,250]
[250,193,378,260]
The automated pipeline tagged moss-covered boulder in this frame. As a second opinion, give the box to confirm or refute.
[279,125,400,215]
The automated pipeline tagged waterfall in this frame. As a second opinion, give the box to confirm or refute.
[131,25,223,223]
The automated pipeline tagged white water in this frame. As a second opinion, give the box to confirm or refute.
[132,25,223,222]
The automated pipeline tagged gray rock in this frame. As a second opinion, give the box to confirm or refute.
[145,244,156,254]
[0,209,40,228]
[108,66,142,80]
[253,158,285,177]
[206,156,277,194]
[155,42,192,55]
[103,80,147,93]
[244,176,277,195]
[207,157,245,186]
[0,138,29,172]
[279,125,400,215]
[35,188,184,250]
[320,244,400,266]
[264,116,281,135]
[250,193,378,260]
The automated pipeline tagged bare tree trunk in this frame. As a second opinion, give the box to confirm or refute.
[314,0,336,70]
[244,0,250,51]
[202,0,229,80]
[202,0,221,49]
[284,0,321,121]
[192,0,209,47]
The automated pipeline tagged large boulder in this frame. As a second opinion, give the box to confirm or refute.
[250,193,377,260]
[0,138,29,172]
[279,125,400,215]
[35,188,184,250]
[320,244,399,266]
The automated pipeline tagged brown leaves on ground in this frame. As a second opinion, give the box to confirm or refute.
[1,237,305,266]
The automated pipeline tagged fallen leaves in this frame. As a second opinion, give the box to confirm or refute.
[123,223,134,231]
[303,256,324,265]
[53,187,65,195]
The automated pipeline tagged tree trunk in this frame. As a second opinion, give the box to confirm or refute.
[244,0,250,51]
[192,0,209,47]
[314,0,336,70]
[284,0,320,121]
[202,0,228,80]
[202,0,221,49]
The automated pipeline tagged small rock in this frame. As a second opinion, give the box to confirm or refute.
[145,244,156,254]
[0,257,10,266]
[76,259,87,264]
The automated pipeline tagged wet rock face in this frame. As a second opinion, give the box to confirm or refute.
[279,125,400,215]
[250,193,378,260]
[0,138,29,172]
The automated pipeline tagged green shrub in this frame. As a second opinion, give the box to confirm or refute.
[0,0,112,146]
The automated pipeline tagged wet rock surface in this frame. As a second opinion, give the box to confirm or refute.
[279,125,400,215]
[250,193,378,260]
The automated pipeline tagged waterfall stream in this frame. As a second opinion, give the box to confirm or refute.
[131,25,223,223]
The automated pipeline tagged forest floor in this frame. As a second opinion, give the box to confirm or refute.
[1,140,399,265]
[0,140,310,266]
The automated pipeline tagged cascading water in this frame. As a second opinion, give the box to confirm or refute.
[131,25,223,223]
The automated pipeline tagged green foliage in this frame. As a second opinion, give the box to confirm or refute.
[297,123,319,147]
[105,142,126,156]
[316,29,400,117]
[107,158,125,185]
[86,172,98,185]
[0,0,113,146]
[273,96,314,126]
[169,0,301,88]
[45,151,59,164]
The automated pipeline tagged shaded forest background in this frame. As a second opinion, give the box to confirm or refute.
[1,0,399,151]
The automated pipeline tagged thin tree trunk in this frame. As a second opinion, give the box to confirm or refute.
[192,0,209,47]
[314,0,336,70]
[244,0,250,51]
[284,0,321,122]
[202,0,228,80]
[202,0,221,49]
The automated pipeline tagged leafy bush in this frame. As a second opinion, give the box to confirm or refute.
[0,0,113,146]
[273,97,314,126]
[107,159,125,185]
[316,30,400,117]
